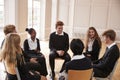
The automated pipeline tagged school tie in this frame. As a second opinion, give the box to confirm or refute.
[103,47,109,57]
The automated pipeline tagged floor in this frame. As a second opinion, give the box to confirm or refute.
[0,41,120,80]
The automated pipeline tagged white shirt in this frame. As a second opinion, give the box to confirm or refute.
[56,31,64,35]
[107,42,116,49]
[71,54,85,60]
[88,38,95,51]
[28,38,37,50]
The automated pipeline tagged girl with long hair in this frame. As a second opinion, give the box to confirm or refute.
[85,27,101,61]
[23,28,48,77]
[1,33,45,80]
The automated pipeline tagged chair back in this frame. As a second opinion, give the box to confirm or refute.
[68,68,93,80]
[15,67,21,80]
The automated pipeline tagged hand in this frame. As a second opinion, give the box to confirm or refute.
[35,71,40,75]
[57,50,64,56]
[29,71,34,75]
[30,58,38,63]
[34,49,40,53]
[86,54,91,57]
[41,76,47,80]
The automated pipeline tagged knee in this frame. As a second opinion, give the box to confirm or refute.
[49,51,56,59]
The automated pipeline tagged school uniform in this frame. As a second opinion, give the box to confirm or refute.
[93,43,120,78]
[23,38,48,76]
[65,54,92,73]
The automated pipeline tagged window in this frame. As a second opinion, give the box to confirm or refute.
[0,0,4,46]
[0,0,4,29]
[28,0,40,37]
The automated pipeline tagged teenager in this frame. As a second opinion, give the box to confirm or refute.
[23,28,48,77]
[49,21,71,80]
[93,29,119,78]
[0,33,46,80]
[84,27,101,61]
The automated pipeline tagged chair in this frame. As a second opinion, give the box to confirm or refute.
[95,59,119,80]
[15,67,21,80]
[68,69,93,80]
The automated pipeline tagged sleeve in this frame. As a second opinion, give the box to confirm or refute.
[65,62,69,73]
[64,33,69,52]
[37,38,41,51]
[49,33,56,51]
[93,49,119,69]
[22,49,31,62]
[91,39,101,59]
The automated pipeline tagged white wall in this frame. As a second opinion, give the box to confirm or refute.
[4,0,16,25]
[4,0,28,45]
[66,0,120,41]
[4,0,120,41]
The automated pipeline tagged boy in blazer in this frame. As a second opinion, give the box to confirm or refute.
[93,29,119,78]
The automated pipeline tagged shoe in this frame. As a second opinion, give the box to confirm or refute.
[59,76,65,80]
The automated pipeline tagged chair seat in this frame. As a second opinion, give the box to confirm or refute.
[68,69,93,80]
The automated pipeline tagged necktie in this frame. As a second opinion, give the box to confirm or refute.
[103,47,109,57]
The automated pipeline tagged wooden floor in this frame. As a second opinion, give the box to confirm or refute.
[0,41,120,80]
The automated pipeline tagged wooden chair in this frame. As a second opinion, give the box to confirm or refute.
[68,69,93,80]
[95,59,119,80]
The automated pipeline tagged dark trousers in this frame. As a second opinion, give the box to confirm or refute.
[26,62,41,73]
[28,53,48,76]
[37,56,48,76]
[49,51,71,73]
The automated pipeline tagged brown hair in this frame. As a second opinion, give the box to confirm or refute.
[102,29,116,41]
[4,24,16,35]
[1,33,22,64]
[25,28,35,35]
[55,21,64,28]
[85,27,101,49]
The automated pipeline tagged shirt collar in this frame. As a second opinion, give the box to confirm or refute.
[107,42,116,49]
[71,54,85,60]
[55,31,64,35]
[28,38,37,42]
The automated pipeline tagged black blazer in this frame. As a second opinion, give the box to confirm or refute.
[65,57,92,73]
[23,38,41,55]
[93,44,120,77]
[86,39,101,61]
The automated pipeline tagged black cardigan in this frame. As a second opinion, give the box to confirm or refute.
[49,32,69,53]
[86,39,101,61]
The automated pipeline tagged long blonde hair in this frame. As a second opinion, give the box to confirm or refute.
[85,27,101,49]
[1,33,22,65]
